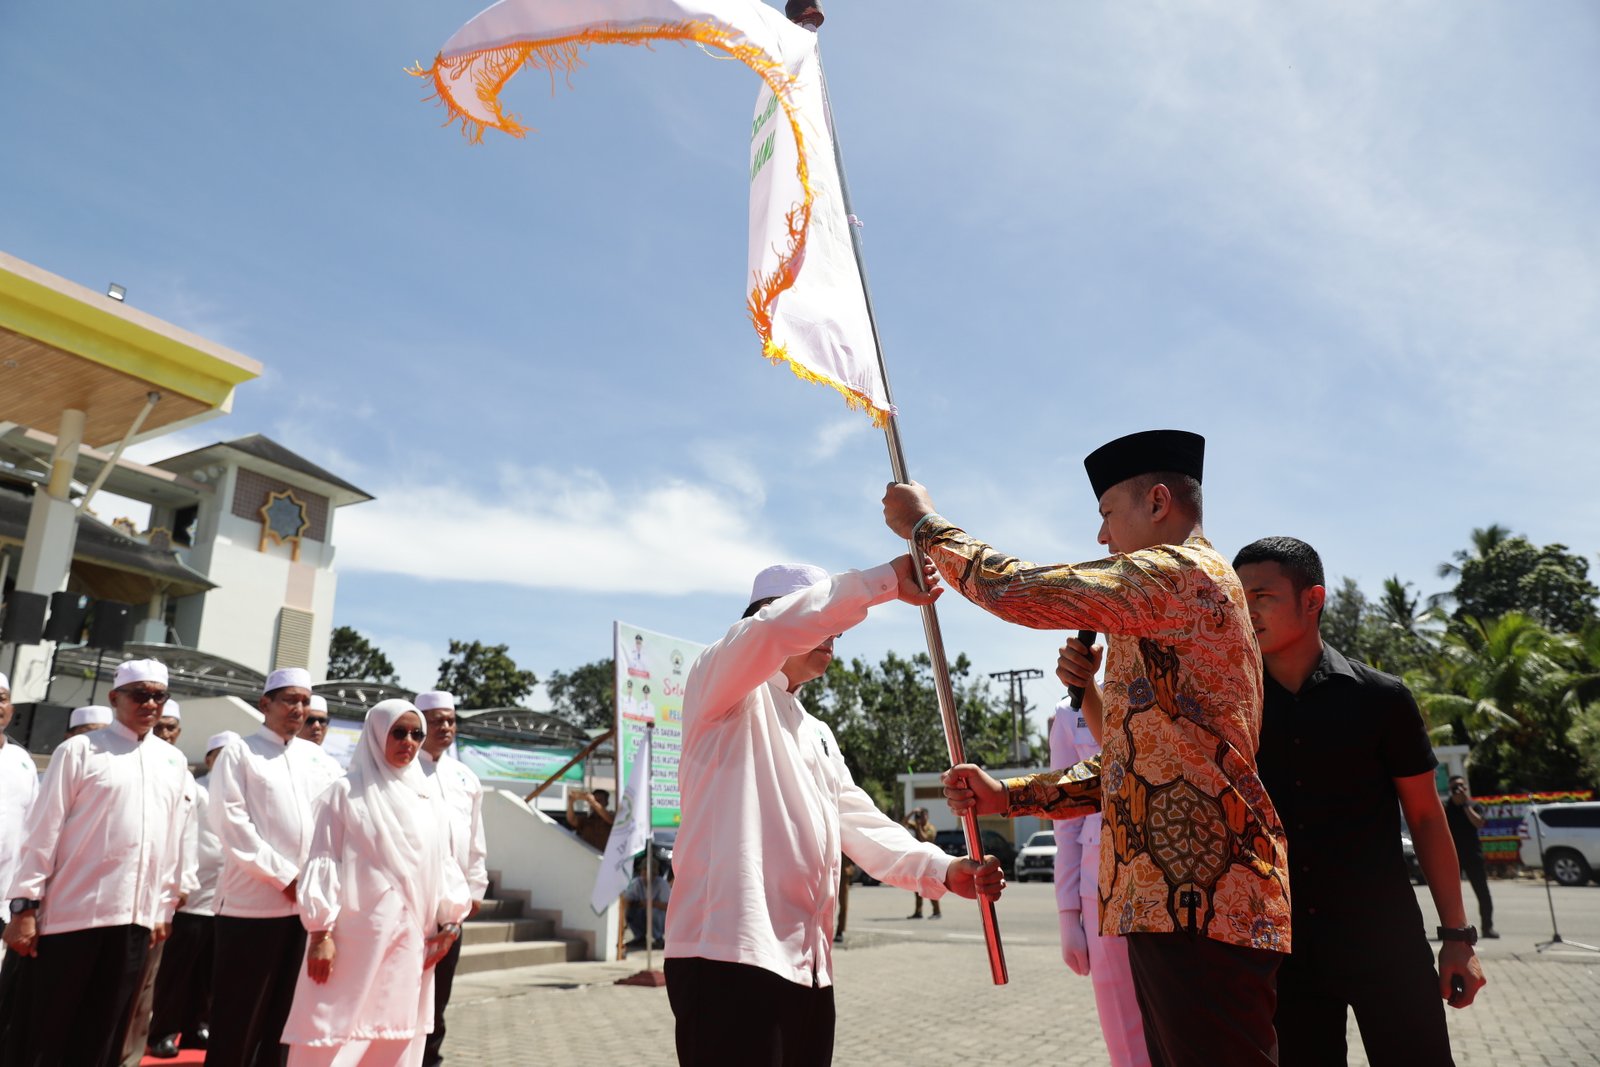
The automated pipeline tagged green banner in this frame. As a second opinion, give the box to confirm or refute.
[616,621,704,828]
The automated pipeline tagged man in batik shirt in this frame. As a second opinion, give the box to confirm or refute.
[883,429,1291,1067]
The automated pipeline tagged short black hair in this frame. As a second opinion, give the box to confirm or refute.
[1125,471,1203,520]
[1233,536,1325,595]
[741,596,777,620]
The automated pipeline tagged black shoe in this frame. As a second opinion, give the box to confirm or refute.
[833,931,844,943]
[147,1034,181,1059]
[187,1025,209,1049]
[907,913,923,920]
[1484,928,1500,939]
[624,937,647,950]
[652,938,666,949]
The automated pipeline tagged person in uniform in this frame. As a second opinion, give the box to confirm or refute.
[208,667,334,1067]
[281,699,468,1066]
[889,430,1291,1066]
[663,558,1005,1067]
[413,690,488,1067]
[1049,689,1150,1067]
[3,661,191,1067]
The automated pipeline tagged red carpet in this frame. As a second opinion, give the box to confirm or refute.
[138,1051,206,1065]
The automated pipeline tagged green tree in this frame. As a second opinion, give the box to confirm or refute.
[1408,613,1587,791]
[545,658,614,731]
[809,651,1015,814]
[1437,523,1514,581]
[1448,534,1598,633]
[327,625,399,685]
[435,640,538,709]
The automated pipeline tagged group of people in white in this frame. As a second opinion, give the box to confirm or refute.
[0,662,488,1067]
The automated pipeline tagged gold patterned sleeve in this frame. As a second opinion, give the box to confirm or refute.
[1003,756,1102,819]
[913,515,1189,638]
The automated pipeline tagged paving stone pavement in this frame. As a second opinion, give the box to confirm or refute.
[440,937,1600,1066]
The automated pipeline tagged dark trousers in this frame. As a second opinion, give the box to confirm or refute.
[150,911,215,1044]
[1275,933,1453,1067]
[1459,852,1494,931]
[665,957,835,1067]
[421,935,463,1067]
[1126,932,1282,1067]
[208,915,306,1067]
[17,923,151,1067]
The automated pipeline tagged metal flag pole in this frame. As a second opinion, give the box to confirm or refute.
[644,722,656,972]
[787,1,1007,985]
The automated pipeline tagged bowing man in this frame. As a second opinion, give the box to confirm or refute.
[664,558,1005,1067]
[3,660,192,1067]
[281,700,468,1066]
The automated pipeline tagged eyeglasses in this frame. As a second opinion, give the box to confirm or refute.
[304,716,329,727]
[389,727,426,743]
[121,688,170,706]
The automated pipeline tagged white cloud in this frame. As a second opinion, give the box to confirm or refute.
[814,416,868,461]
[338,465,786,596]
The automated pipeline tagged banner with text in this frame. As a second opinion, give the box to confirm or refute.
[1473,790,1595,865]
[615,621,703,829]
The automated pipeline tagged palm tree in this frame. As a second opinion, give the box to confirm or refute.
[1437,523,1513,581]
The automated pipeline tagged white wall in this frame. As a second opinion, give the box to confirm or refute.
[481,789,621,962]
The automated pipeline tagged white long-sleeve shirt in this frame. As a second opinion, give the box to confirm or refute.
[1049,696,1102,911]
[7,721,191,934]
[180,774,224,916]
[664,565,953,989]
[210,727,337,918]
[420,751,489,900]
[0,737,39,903]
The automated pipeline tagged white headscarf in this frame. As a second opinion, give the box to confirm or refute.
[346,699,450,930]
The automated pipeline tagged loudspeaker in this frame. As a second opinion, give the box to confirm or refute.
[87,600,135,653]
[43,592,92,643]
[0,591,48,645]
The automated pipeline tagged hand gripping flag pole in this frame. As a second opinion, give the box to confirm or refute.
[787,2,1008,985]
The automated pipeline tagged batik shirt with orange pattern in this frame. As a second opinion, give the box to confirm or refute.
[915,517,1291,953]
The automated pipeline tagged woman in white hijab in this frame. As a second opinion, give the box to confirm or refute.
[282,699,469,1066]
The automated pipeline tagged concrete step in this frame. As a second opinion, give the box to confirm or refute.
[472,897,524,920]
[461,917,555,947]
[454,939,585,975]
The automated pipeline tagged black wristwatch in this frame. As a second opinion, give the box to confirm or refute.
[9,898,40,916]
[1437,925,1478,945]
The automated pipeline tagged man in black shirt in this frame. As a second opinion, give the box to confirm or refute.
[1234,537,1485,1066]
[1444,776,1496,938]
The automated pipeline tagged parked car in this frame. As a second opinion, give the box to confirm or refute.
[1520,801,1600,887]
[933,828,1017,879]
[1014,830,1058,882]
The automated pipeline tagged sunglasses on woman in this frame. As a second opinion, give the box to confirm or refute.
[389,726,427,743]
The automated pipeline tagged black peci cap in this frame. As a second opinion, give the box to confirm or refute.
[1083,430,1205,500]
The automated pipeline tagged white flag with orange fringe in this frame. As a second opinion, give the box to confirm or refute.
[413,0,889,425]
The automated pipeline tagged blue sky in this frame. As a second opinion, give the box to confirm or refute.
[4,3,1597,730]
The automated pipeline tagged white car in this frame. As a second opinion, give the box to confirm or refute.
[1520,801,1600,887]
[1013,830,1058,882]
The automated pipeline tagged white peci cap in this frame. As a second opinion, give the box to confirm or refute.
[163,699,181,721]
[113,659,168,691]
[70,705,114,729]
[415,690,455,712]
[265,667,313,693]
[308,694,328,713]
[206,730,240,755]
[748,563,830,608]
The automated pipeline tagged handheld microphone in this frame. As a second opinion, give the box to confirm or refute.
[1067,630,1097,709]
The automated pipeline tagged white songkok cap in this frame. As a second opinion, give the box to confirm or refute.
[415,690,455,712]
[0,673,9,693]
[748,563,830,608]
[113,659,168,691]
[163,699,181,721]
[265,667,313,694]
[308,695,328,713]
[206,730,240,755]
[70,705,114,728]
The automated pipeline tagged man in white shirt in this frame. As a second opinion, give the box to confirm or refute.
[148,730,238,1059]
[3,660,191,1066]
[663,558,1006,1067]
[414,690,488,1067]
[0,672,39,930]
[297,695,330,746]
[208,667,330,1067]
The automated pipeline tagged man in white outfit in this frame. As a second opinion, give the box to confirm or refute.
[3,660,191,1066]
[1049,681,1150,1067]
[414,690,488,1067]
[664,557,1005,1067]
[208,667,332,1067]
